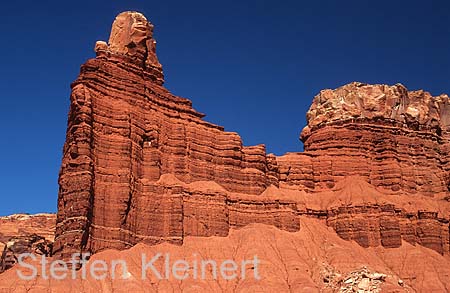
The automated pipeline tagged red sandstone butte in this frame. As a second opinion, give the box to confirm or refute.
[52,10,450,260]
[53,11,299,259]
[2,10,449,292]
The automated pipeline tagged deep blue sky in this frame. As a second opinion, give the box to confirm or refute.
[0,0,449,215]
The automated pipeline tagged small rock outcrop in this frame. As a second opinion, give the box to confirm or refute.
[321,265,393,293]
[0,235,53,273]
[0,214,55,273]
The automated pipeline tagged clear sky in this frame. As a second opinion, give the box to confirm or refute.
[0,0,449,216]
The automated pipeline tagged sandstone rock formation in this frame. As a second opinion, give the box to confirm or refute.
[53,11,298,260]
[298,82,450,195]
[0,9,448,293]
[0,235,52,273]
[53,10,450,273]
[0,214,55,273]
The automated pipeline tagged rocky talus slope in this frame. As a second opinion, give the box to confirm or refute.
[0,10,449,292]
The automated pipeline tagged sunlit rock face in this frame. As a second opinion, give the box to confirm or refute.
[53,11,298,260]
[108,12,162,70]
[53,11,449,266]
[297,82,450,195]
[95,11,163,84]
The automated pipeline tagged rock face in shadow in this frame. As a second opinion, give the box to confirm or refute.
[0,214,55,273]
[54,10,450,269]
[0,235,53,273]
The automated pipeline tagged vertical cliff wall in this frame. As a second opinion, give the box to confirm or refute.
[54,11,450,260]
[278,82,450,194]
[54,12,294,259]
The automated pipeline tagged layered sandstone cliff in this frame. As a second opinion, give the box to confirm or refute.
[54,11,296,260]
[54,10,450,271]
[295,82,450,194]
[0,10,447,292]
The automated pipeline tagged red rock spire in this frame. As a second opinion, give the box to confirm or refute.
[94,11,164,84]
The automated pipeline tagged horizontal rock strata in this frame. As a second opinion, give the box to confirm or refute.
[54,11,450,261]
